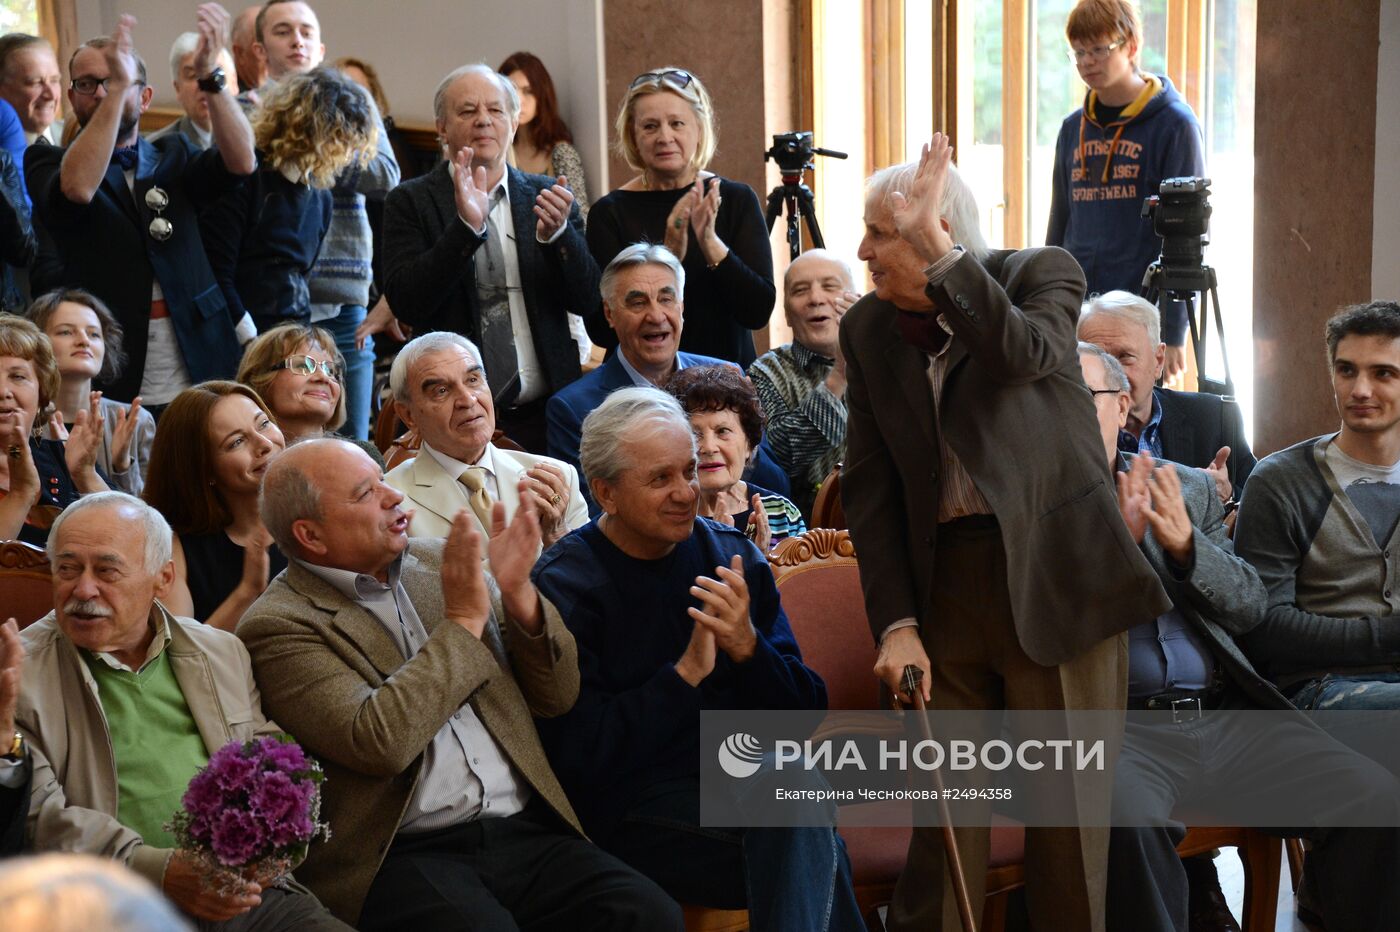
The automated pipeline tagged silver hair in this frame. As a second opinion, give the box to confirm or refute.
[1080,289,1162,348]
[167,32,200,85]
[783,248,856,294]
[864,160,989,262]
[0,852,192,932]
[389,331,485,404]
[258,445,327,557]
[600,242,686,308]
[1077,340,1131,393]
[580,386,694,486]
[46,491,173,575]
[433,63,520,125]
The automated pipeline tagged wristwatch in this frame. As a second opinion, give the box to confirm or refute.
[196,66,227,94]
[2,732,22,762]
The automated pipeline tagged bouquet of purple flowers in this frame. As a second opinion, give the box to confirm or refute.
[166,734,329,894]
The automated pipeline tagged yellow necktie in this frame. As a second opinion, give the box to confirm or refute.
[458,466,495,530]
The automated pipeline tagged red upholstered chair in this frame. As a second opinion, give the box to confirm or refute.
[0,540,52,629]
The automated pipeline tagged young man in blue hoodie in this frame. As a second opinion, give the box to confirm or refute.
[1047,0,1204,382]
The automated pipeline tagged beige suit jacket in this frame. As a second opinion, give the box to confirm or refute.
[237,539,583,924]
[18,605,279,887]
[385,442,589,543]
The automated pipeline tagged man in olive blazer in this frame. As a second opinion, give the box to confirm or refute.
[239,439,678,930]
[841,139,1171,932]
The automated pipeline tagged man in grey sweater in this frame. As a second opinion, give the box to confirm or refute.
[1235,300,1400,714]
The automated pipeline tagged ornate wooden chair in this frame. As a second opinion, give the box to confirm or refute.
[0,540,52,629]
[809,463,846,530]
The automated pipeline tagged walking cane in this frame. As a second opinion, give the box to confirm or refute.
[903,664,978,932]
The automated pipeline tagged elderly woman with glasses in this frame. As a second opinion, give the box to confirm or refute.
[0,314,107,545]
[142,381,286,630]
[236,323,346,445]
[587,67,775,368]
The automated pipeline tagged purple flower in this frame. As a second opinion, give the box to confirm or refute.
[206,743,260,795]
[180,771,225,842]
[209,808,268,867]
[258,739,309,774]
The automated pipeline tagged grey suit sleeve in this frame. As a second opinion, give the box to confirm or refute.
[1155,463,1265,636]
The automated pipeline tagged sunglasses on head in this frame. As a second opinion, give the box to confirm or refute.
[629,69,695,92]
[272,354,342,381]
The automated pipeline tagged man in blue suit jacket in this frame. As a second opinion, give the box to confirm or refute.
[547,243,787,512]
[25,10,255,408]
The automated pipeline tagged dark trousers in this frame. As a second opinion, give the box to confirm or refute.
[889,520,1124,932]
[1107,697,1400,932]
[606,779,864,932]
[200,883,349,931]
[496,398,549,454]
[356,805,681,932]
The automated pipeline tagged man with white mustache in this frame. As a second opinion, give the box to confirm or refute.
[8,491,348,928]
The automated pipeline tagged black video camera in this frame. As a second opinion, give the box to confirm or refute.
[1141,176,1212,273]
[764,132,847,178]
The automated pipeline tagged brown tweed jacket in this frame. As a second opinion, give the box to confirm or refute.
[238,538,582,923]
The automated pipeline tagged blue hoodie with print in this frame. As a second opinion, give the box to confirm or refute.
[1047,74,1204,344]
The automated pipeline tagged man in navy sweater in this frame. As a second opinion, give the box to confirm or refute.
[533,387,860,931]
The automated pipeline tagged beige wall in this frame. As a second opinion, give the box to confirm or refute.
[72,0,607,189]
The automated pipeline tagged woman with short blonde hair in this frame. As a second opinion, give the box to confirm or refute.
[586,67,775,368]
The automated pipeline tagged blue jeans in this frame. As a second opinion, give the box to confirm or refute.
[607,777,863,932]
[321,304,371,440]
[1287,672,1400,711]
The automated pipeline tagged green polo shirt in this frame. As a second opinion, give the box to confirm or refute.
[81,617,209,848]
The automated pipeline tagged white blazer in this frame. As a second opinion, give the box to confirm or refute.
[385,442,589,547]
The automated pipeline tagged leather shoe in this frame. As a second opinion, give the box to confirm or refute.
[1186,855,1242,932]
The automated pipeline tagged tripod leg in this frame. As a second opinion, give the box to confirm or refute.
[764,187,787,234]
[795,184,826,250]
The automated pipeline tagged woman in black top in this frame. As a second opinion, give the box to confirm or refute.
[587,67,775,367]
[142,382,286,629]
[201,67,378,333]
[0,315,106,546]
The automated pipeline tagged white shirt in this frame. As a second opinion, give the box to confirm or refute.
[452,163,566,406]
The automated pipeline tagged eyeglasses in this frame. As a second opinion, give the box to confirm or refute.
[1067,39,1125,64]
[1086,387,1123,400]
[69,76,145,96]
[629,69,695,92]
[272,355,342,381]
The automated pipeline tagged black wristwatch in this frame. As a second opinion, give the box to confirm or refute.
[196,66,227,94]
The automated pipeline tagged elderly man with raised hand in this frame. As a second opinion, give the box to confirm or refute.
[1078,289,1257,508]
[246,0,398,441]
[385,331,587,546]
[749,248,862,516]
[546,243,788,510]
[841,134,1172,932]
[6,491,348,929]
[384,63,598,453]
[147,32,237,150]
[532,386,861,932]
[238,438,679,930]
[25,7,256,411]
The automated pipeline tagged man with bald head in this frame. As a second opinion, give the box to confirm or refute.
[240,438,678,929]
[9,492,348,928]
[229,5,266,93]
[750,248,861,515]
[385,63,598,452]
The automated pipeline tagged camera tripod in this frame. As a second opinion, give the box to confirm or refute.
[764,171,826,262]
[1141,262,1235,397]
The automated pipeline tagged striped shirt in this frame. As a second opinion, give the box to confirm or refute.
[733,483,809,547]
[749,341,847,510]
